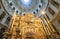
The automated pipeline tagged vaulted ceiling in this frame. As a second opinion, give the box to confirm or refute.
[1,0,48,16]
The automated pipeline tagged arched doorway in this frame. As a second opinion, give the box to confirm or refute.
[25,32,34,39]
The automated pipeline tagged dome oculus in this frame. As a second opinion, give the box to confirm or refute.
[21,0,32,6]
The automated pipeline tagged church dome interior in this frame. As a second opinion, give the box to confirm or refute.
[0,0,60,39]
